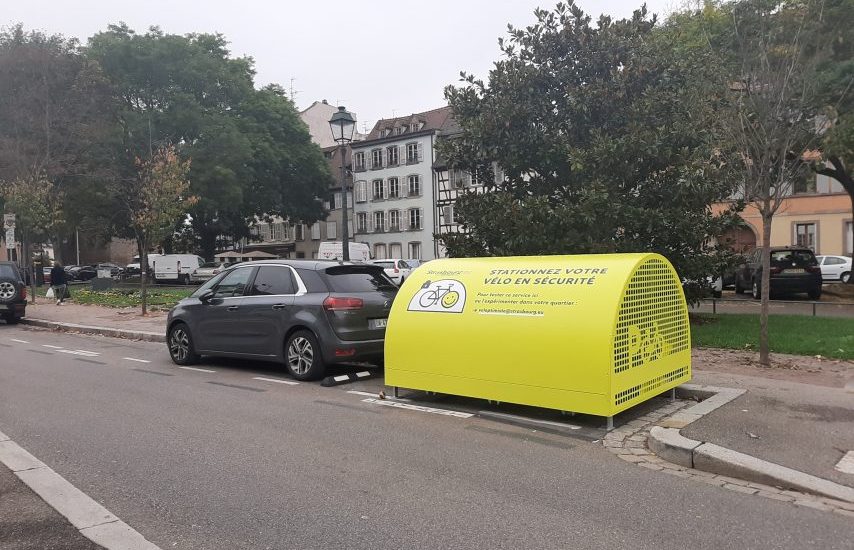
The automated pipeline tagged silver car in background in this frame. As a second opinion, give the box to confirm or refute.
[190,262,226,283]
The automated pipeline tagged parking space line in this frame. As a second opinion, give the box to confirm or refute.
[42,345,63,349]
[361,397,474,418]
[178,366,216,373]
[252,377,299,386]
[9,338,29,344]
[347,390,380,397]
[57,350,99,357]
[835,451,854,475]
[123,357,151,364]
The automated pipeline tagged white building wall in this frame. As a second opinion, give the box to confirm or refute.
[352,134,438,260]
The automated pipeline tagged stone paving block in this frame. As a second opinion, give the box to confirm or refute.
[724,483,758,495]
[696,476,726,487]
[756,491,795,502]
[716,475,751,487]
[628,448,651,456]
[661,469,692,478]
[619,455,646,463]
[658,412,702,429]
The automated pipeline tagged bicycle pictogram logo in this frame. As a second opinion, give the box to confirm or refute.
[408,279,466,313]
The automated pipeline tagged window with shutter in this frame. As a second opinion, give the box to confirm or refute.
[372,179,385,200]
[356,213,367,233]
[389,210,400,231]
[326,221,337,240]
[408,175,421,196]
[311,223,321,240]
[371,149,383,169]
[390,243,402,258]
[374,211,385,232]
[388,177,399,198]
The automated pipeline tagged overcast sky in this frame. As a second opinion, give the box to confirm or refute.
[4,0,679,133]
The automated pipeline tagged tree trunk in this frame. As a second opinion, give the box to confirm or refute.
[140,239,148,316]
[759,211,772,366]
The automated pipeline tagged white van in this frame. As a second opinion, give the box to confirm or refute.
[126,253,161,275]
[152,254,205,284]
[317,242,371,262]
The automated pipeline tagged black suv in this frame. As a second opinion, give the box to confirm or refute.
[166,260,397,380]
[0,261,27,324]
[734,247,822,300]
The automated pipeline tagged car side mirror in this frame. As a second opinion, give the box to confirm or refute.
[198,289,215,303]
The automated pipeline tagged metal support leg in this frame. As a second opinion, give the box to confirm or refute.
[605,416,614,431]
[393,386,399,399]
[670,388,676,402]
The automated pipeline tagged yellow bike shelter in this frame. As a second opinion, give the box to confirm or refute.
[384,253,691,429]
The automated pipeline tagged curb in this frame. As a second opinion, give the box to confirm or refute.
[21,318,165,343]
[0,429,160,550]
[648,385,854,504]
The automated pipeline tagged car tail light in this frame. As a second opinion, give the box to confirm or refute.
[335,348,356,357]
[20,286,27,300]
[323,296,364,311]
[806,266,821,274]
[770,267,782,275]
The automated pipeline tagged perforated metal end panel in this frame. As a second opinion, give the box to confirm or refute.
[613,258,689,374]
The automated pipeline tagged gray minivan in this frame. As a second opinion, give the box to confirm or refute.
[166,260,397,380]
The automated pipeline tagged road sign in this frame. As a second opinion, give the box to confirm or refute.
[5,227,15,249]
[3,213,15,229]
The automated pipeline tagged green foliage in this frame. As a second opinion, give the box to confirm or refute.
[86,25,333,259]
[58,287,192,309]
[692,313,854,359]
[440,2,741,304]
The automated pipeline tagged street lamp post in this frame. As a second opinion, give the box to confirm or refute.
[329,106,356,261]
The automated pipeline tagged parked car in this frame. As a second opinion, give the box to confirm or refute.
[318,241,371,262]
[734,246,822,299]
[369,259,413,285]
[42,266,52,285]
[190,262,225,283]
[66,265,97,281]
[126,253,161,276]
[166,260,397,380]
[153,254,205,284]
[815,255,852,284]
[0,261,27,324]
[96,262,124,277]
[405,259,425,270]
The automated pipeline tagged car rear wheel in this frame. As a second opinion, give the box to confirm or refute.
[808,288,822,300]
[751,280,760,300]
[842,272,851,284]
[3,313,18,325]
[285,330,326,381]
[168,323,199,365]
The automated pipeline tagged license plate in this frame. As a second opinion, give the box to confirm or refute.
[371,318,388,328]
[785,268,805,274]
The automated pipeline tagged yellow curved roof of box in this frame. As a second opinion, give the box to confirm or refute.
[384,253,691,417]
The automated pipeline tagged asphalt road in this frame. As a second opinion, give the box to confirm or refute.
[0,325,852,549]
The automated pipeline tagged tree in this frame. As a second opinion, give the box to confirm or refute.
[701,0,835,364]
[440,2,741,305]
[0,173,65,302]
[87,25,332,259]
[0,25,115,260]
[112,145,195,315]
[810,0,854,276]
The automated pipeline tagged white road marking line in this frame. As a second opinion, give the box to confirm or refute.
[57,350,99,357]
[347,390,380,397]
[478,410,582,430]
[42,345,63,349]
[9,339,29,344]
[252,376,299,385]
[178,366,216,373]
[123,357,151,364]
[835,451,854,475]
[355,371,371,378]
[333,375,350,382]
[73,349,99,355]
[362,398,474,418]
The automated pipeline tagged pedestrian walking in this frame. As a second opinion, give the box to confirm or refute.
[50,262,68,305]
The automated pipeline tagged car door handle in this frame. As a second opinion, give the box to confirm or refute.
[227,305,239,311]
[272,304,287,310]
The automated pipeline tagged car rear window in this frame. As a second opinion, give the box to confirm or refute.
[323,266,397,292]
[770,250,817,268]
[0,264,19,279]
[373,261,394,269]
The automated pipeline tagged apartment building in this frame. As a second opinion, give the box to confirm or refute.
[351,106,457,260]
[717,171,853,256]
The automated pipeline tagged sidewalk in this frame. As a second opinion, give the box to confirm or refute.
[688,348,854,489]
[23,298,166,340]
[0,462,102,550]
